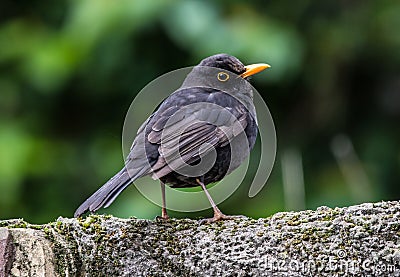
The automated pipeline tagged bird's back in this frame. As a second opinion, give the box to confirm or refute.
[129,86,258,187]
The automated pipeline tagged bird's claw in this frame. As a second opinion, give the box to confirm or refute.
[155,215,170,221]
[199,213,245,224]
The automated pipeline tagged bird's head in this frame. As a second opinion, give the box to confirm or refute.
[181,54,270,99]
[179,54,270,120]
[198,53,270,80]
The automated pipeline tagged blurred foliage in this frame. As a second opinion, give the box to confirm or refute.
[0,0,399,223]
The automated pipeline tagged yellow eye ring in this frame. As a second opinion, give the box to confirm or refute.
[217,72,230,82]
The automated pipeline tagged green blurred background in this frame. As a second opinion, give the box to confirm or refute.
[1,0,399,223]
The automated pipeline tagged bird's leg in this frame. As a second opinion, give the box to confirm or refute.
[159,180,169,220]
[196,178,238,223]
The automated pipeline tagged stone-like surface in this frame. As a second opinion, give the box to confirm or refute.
[0,228,13,277]
[7,228,56,277]
[1,200,400,276]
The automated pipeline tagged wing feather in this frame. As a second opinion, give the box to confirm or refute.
[148,97,249,179]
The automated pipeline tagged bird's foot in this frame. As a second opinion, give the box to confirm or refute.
[199,212,245,224]
[155,215,170,221]
[155,209,170,221]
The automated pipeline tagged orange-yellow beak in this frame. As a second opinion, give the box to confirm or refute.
[240,63,271,78]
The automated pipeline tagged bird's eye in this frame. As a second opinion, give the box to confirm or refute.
[217,72,229,82]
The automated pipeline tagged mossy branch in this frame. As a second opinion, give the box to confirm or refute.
[1,201,400,276]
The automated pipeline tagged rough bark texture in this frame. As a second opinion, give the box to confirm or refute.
[1,200,400,276]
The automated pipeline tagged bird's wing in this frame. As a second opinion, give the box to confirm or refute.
[145,88,250,179]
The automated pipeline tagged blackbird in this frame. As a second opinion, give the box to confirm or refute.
[74,54,270,222]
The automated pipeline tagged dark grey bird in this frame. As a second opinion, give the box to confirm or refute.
[74,54,270,222]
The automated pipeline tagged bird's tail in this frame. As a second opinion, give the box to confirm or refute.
[74,167,134,217]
